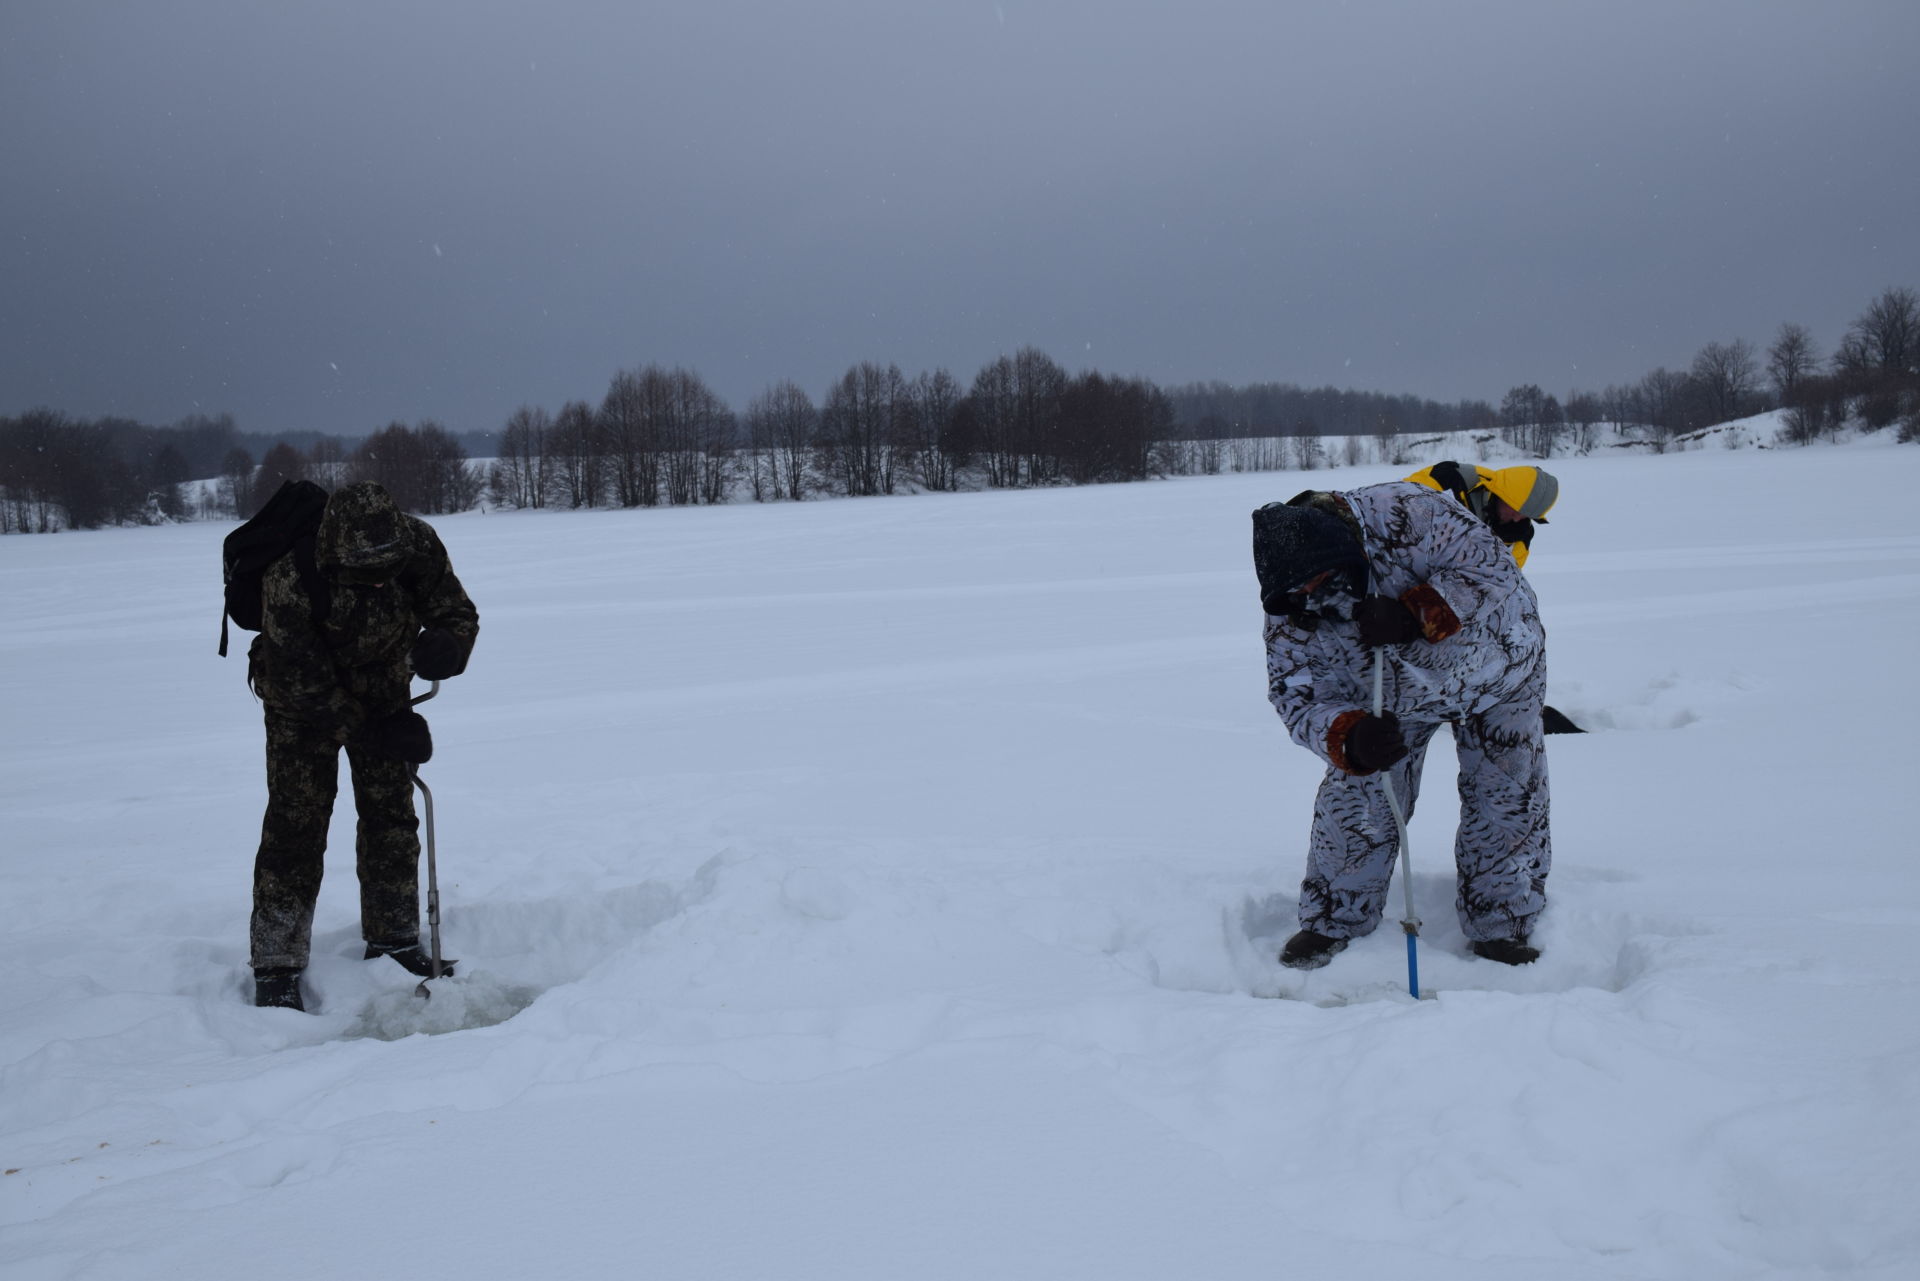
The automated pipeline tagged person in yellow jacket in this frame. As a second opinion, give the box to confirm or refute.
[1405,461,1580,733]
[1405,462,1558,569]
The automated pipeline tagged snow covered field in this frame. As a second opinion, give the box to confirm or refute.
[4,441,1918,1279]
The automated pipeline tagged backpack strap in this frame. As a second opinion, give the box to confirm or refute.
[1428,460,1472,497]
[1426,460,1492,523]
[220,536,332,657]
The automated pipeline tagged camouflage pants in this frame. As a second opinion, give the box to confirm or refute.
[1297,660,1550,944]
[249,713,422,971]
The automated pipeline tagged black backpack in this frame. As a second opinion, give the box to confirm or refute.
[219,479,331,656]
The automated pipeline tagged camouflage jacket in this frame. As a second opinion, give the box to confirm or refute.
[249,483,479,741]
[1264,482,1543,768]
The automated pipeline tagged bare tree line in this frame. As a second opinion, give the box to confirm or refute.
[1161,285,1916,464]
[1164,382,1497,446]
[6,285,1916,532]
[0,413,481,532]
[1495,286,1920,457]
[484,352,1169,512]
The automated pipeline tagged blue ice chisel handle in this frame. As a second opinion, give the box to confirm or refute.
[1372,650,1423,999]
[1405,926,1420,999]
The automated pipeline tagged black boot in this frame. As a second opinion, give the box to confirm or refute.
[364,941,456,978]
[254,967,306,1011]
[1279,929,1348,970]
[1542,705,1584,734]
[1471,938,1541,966]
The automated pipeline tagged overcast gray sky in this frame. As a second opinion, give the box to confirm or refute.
[4,0,1916,437]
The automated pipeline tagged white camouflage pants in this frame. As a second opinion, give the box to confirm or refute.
[1297,661,1549,944]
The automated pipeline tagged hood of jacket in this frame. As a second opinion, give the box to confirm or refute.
[1483,466,1559,522]
[316,482,414,576]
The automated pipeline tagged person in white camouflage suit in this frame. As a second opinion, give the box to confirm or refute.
[1255,481,1549,970]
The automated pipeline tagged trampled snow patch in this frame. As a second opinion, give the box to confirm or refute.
[347,970,541,1040]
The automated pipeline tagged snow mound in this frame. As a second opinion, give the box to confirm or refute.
[347,969,540,1040]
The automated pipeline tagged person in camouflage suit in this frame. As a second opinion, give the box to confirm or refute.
[1256,482,1549,972]
[247,482,478,1011]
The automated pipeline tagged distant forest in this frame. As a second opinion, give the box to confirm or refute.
[3,286,1915,533]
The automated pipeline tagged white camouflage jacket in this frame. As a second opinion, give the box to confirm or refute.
[1264,482,1545,773]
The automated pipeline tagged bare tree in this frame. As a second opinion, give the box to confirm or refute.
[1838,287,1920,429]
[219,446,256,518]
[1,408,70,531]
[169,412,241,480]
[900,368,962,492]
[493,405,551,510]
[968,356,1021,488]
[1766,323,1820,402]
[599,368,665,508]
[1564,390,1603,454]
[956,349,1073,488]
[1534,395,1565,457]
[151,443,191,520]
[744,381,818,502]
[1500,384,1557,454]
[252,442,307,513]
[306,435,351,491]
[1831,331,1874,377]
[1599,383,1641,434]
[659,370,700,507]
[1691,339,1759,424]
[415,421,480,514]
[1635,367,1692,442]
[548,400,603,508]
[346,421,474,514]
[1229,436,1289,473]
[742,395,775,502]
[1779,381,1833,445]
[681,372,736,505]
[1012,347,1067,485]
[819,362,902,497]
[1289,430,1324,472]
[1846,286,1919,375]
[347,423,416,505]
[1056,370,1162,483]
[640,367,734,507]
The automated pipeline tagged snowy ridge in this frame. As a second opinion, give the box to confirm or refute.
[3,441,1918,1279]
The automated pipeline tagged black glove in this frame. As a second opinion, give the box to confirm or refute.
[1353,595,1420,647]
[1344,712,1407,774]
[410,628,462,681]
[361,710,433,764]
[1489,516,1535,550]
